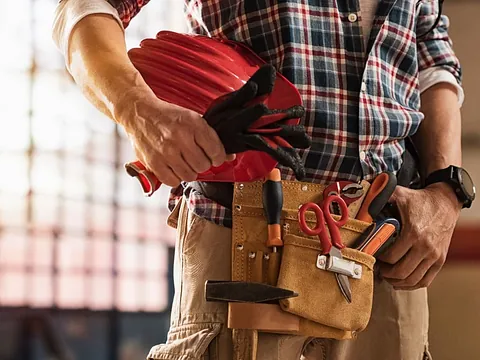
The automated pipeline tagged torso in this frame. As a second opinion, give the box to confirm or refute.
[185,0,423,182]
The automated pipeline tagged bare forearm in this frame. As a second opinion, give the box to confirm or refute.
[413,83,462,178]
[68,14,154,124]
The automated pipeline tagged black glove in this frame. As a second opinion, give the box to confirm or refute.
[203,64,311,180]
[204,64,276,122]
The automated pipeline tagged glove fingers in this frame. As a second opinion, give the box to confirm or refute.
[206,64,276,120]
[243,134,306,180]
[278,146,306,180]
[270,135,292,149]
[223,140,247,155]
[250,105,305,129]
[203,92,233,121]
[248,127,283,134]
[204,80,259,120]
[272,126,312,149]
[249,124,304,135]
[248,64,277,96]
[279,133,311,149]
[216,103,269,136]
[249,125,312,149]
[263,139,306,180]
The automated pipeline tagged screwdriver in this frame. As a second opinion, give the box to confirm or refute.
[262,168,284,250]
[356,218,401,257]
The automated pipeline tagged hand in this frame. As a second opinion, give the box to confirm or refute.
[118,89,233,187]
[378,183,462,290]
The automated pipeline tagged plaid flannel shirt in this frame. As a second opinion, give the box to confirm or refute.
[111,0,461,227]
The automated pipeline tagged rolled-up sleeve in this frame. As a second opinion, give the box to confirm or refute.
[416,0,462,85]
[52,0,150,69]
[106,0,151,28]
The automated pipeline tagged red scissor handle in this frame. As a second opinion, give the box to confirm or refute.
[298,195,349,254]
[322,195,349,250]
[298,202,326,236]
[298,202,334,253]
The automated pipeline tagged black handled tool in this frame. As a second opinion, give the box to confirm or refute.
[263,168,284,249]
[205,281,298,303]
[356,172,397,223]
[354,218,401,258]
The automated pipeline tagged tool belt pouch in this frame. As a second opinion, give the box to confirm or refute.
[230,180,376,339]
[277,230,376,333]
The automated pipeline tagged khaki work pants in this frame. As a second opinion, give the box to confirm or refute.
[147,200,432,360]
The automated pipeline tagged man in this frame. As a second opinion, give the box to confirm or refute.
[52,0,473,359]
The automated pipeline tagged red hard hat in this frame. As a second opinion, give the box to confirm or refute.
[127,31,303,183]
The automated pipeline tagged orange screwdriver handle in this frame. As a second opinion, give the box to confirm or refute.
[361,223,398,256]
[262,169,284,247]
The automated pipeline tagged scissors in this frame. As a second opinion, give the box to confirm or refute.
[298,195,352,303]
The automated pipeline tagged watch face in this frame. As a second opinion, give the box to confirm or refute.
[459,168,476,199]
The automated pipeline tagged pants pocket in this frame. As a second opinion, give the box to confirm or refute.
[147,323,222,360]
[301,338,328,360]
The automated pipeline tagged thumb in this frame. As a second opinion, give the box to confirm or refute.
[226,154,236,162]
[388,185,409,204]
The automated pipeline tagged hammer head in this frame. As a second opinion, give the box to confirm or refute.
[205,281,298,303]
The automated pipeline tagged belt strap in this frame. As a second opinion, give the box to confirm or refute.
[233,329,258,360]
[191,142,419,210]
[398,137,421,189]
[190,181,234,209]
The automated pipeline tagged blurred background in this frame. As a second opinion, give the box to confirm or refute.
[0,1,478,359]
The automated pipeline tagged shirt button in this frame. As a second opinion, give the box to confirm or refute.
[348,13,358,23]
[361,81,367,92]
[360,151,366,161]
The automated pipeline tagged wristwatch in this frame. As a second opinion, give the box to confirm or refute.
[425,165,476,209]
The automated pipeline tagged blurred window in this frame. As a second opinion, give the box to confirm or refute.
[0,0,182,311]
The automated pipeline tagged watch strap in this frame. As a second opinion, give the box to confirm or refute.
[425,166,475,209]
[425,166,455,187]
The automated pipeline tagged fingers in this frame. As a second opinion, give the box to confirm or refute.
[375,185,457,291]
[379,186,411,264]
[194,121,228,167]
[147,160,182,187]
[226,154,236,162]
[389,261,442,290]
[377,232,411,264]
[278,146,306,180]
[248,64,276,96]
[388,184,408,204]
[204,65,276,121]
[204,79,258,119]
[161,129,213,182]
[243,134,306,179]
[136,118,226,183]
[379,247,426,281]
[169,155,198,182]
[218,104,268,134]
[263,125,311,149]
[181,145,212,174]
[415,263,443,289]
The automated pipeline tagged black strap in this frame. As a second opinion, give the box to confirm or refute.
[397,137,422,189]
[417,0,445,39]
[189,181,234,209]
[190,136,421,210]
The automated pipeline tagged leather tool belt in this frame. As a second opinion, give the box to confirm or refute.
[227,180,376,360]
[196,144,419,360]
